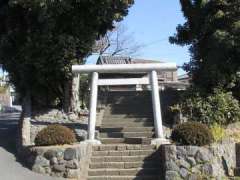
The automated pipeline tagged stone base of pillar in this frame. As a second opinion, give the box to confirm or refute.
[151,138,171,147]
[81,139,101,145]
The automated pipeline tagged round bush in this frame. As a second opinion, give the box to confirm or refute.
[35,124,76,146]
[171,122,213,146]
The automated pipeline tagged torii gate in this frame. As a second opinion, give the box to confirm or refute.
[72,63,177,145]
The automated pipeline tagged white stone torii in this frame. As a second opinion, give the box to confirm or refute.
[72,63,177,145]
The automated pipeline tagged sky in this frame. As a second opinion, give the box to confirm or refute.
[87,0,190,75]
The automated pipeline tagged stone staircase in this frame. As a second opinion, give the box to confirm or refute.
[98,91,155,144]
[87,92,163,180]
[87,144,163,180]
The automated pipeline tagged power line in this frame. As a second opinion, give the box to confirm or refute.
[141,38,169,48]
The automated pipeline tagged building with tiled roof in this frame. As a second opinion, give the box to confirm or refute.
[97,56,164,64]
[96,56,180,91]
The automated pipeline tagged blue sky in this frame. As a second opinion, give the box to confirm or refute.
[87,0,190,75]
[124,0,190,74]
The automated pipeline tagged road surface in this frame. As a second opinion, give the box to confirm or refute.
[0,113,63,180]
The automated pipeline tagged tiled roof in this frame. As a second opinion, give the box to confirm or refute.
[131,59,163,64]
[97,56,131,64]
[97,56,164,65]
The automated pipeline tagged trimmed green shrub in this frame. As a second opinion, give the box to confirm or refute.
[35,124,76,146]
[171,122,214,146]
[171,89,240,125]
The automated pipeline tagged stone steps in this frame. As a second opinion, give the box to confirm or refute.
[105,111,152,115]
[103,117,153,122]
[100,138,126,144]
[107,97,152,102]
[108,93,151,97]
[88,168,160,176]
[107,105,152,110]
[88,92,161,179]
[107,98,152,102]
[104,107,153,112]
[101,123,154,128]
[91,155,159,163]
[103,119,153,124]
[99,127,154,133]
[104,111,153,115]
[107,98,152,103]
[99,91,155,145]
[103,114,153,118]
[87,137,162,179]
[100,132,154,138]
[99,138,150,145]
[92,150,156,157]
[100,138,151,144]
[92,144,156,151]
[107,104,153,108]
[89,161,160,169]
[101,122,154,127]
[107,100,152,104]
[107,101,152,105]
[88,175,161,180]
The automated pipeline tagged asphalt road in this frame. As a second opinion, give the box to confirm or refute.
[0,113,62,180]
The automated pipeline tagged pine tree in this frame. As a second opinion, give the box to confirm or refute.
[170,0,240,97]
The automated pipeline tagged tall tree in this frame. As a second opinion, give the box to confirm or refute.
[170,0,240,96]
[0,0,134,112]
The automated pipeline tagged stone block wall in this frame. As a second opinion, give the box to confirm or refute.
[29,109,105,145]
[17,110,95,179]
[161,143,236,180]
[22,143,92,179]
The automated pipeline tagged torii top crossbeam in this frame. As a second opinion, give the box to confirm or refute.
[72,63,177,73]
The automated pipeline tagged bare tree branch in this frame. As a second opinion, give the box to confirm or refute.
[93,23,143,57]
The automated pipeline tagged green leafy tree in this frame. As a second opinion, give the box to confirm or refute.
[171,89,240,125]
[0,0,134,112]
[170,0,240,97]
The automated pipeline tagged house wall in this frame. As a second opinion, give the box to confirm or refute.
[157,71,177,82]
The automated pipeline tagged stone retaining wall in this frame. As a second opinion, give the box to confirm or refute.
[161,142,236,180]
[17,108,105,179]
[29,109,105,145]
[21,143,92,179]
[19,109,89,146]
[18,108,239,179]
